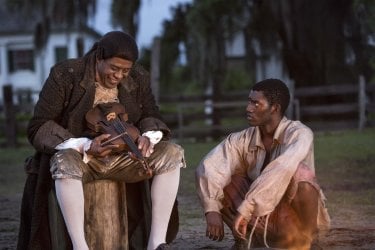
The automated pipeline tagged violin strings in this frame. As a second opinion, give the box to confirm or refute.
[112,116,150,171]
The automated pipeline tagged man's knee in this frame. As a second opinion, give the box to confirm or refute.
[152,142,185,175]
[50,149,85,180]
[292,182,319,231]
[295,182,319,202]
[158,141,185,160]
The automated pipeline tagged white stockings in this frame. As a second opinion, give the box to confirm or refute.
[55,167,180,250]
[147,167,180,250]
[55,179,89,250]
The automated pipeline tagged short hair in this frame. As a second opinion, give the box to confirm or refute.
[252,78,290,115]
[89,31,139,62]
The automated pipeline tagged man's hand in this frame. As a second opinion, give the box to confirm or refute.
[205,211,224,241]
[233,213,249,240]
[137,136,154,157]
[86,134,119,157]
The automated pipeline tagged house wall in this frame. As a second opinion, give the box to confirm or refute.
[225,32,292,86]
[0,31,99,104]
[0,34,39,102]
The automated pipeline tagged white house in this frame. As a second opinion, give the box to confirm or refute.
[225,31,292,85]
[0,3,101,104]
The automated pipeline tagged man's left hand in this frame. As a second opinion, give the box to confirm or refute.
[137,136,154,157]
[233,213,249,240]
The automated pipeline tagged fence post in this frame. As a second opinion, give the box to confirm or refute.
[3,84,17,147]
[358,75,366,131]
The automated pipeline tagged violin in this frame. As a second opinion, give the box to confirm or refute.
[85,102,151,175]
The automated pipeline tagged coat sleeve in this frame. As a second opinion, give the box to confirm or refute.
[27,65,74,154]
[195,130,249,213]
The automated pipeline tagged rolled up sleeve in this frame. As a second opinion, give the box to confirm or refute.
[195,131,249,214]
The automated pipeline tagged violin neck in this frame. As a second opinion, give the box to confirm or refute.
[112,119,143,160]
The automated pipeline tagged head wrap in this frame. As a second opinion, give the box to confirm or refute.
[88,31,139,62]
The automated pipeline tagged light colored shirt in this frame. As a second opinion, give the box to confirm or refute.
[196,117,316,220]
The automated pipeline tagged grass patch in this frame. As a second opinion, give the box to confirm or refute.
[178,141,218,195]
[178,128,375,211]
[0,146,34,195]
[0,128,374,224]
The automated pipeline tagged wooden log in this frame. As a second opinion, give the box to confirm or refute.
[84,180,128,250]
[49,180,128,250]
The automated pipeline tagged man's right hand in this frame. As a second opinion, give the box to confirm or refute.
[86,134,119,157]
[205,211,224,241]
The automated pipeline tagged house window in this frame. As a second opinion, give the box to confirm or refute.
[55,47,68,63]
[8,49,35,72]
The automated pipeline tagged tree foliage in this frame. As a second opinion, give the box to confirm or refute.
[110,0,141,38]
[159,3,191,91]
[185,0,245,94]
[158,0,247,94]
[248,0,375,85]
[8,0,374,89]
[158,0,375,90]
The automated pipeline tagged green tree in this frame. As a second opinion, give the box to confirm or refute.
[110,0,141,38]
[248,0,375,85]
[185,0,245,137]
[159,0,375,91]
[186,0,244,94]
[159,3,191,92]
[158,0,252,94]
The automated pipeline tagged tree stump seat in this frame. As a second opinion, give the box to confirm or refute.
[48,180,129,250]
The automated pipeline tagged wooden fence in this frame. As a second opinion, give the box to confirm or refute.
[1,78,375,146]
[159,97,249,141]
[292,76,375,131]
[159,76,375,140]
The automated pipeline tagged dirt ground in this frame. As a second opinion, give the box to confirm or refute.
[1,192,375,250]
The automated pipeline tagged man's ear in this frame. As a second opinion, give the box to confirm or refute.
[271,103,281,114]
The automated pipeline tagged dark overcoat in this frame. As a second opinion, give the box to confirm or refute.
[17,52,178,249]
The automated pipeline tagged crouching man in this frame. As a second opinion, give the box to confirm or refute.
[196,79,330,249]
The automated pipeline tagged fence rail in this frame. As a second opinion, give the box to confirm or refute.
[292,77,374,131]
[159,77,375,140]
[1,77,375,146]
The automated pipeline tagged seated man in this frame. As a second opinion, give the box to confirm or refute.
[18,31,185,250]
[195,79,330,250]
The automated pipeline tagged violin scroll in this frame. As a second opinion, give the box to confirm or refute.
[85,102,140,152]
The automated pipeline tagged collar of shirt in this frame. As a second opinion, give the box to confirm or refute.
[247,117,290,179]
[252,116,289,150]
[94,82,119,106]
